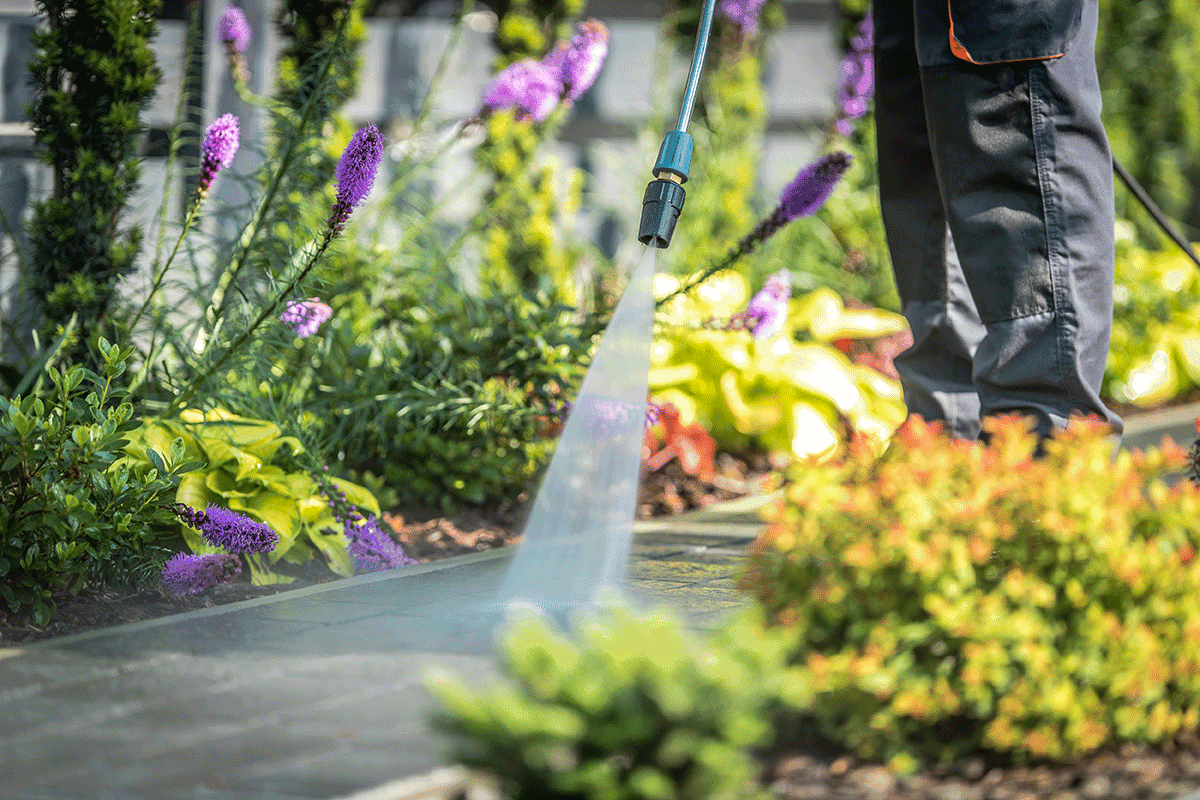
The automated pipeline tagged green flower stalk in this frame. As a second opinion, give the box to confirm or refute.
[128,114,241,337]
[166,123,384,416]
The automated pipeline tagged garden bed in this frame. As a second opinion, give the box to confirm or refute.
[0,450,773,648]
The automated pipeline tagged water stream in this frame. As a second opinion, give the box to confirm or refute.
[495,245,658,609]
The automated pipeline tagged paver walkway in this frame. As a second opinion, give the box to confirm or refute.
[2,404,1197,800]
[0,497,768,800]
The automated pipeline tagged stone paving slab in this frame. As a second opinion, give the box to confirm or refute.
[0,503,769,800]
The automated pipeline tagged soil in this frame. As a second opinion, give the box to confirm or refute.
[4,410,1200,800]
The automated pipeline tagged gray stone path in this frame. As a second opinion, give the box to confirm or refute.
[0,499,768,800]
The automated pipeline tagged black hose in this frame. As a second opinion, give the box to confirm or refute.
[1113,155,1200,272]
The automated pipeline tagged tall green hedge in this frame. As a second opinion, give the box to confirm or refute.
[26,0,162,354]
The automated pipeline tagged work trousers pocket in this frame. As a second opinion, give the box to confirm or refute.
[936,0,1084,65]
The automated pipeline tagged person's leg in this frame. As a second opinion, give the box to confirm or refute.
[874,0,986,440]
[913,0,1122,438]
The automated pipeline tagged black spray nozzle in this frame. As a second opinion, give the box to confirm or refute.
[638,178,687,249]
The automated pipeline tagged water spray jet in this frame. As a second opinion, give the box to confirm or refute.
[493,1,719,615]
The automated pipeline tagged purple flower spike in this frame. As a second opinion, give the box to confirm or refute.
[345,517,417,573]
[218,6,252,53]
[162,552,242,596]
[328,123,386,236]
[745,269,792,339]
[201,504,278,555]
[718,0,767,35]
[779,151,852,223]
[198,114,240,195]
[482,58,562,123]
[560,19,608,101]
[834,10,874,136]
[280,298,333,338]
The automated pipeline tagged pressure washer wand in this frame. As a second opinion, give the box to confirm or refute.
[637,0,719,249]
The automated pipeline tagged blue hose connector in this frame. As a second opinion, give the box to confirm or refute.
[652,130,694,183]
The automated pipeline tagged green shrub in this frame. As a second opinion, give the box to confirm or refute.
[119,407,380,584]
[428,604,790,800]
[26,0,162,358]
[0,339,188,624]
[740,414,1200,771]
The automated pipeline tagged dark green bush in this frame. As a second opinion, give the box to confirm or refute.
[26,0,162,356]
[429,604,792,800]
[740,414,1200,772]
[0,339,189,624]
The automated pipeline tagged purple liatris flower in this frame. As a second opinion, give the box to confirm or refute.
[280,298,333,338]
[719,0,767,35]
[162,552,242,596]
[345,516,417,573]
[218,6,252,53]
[482,58,562,123]
[834,10,874,136]
[559,19,608,102]
[201,504,278,554]
[744,269,792,339]
[198,114,240,195]
[328,123,386,236]
[780,151,852,222]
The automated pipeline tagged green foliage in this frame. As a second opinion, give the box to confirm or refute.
[1097,0,1200,237]
[428,604,784,800]
[119,408,380,584]
[0,339,187,625]
[1104,228,1200,407]
[652,273,907,460]
[476,111,586,299]
[284,252,596,511]
[740,414,1200,771]
[25,0,163,356]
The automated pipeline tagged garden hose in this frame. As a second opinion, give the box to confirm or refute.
[1113,156,1200,272]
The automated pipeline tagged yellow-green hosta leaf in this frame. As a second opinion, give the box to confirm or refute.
[246,557,297,586]
[648,363,700,388]
[328,476,381,516]
[277,539,315,565]
[307,526,355,577]
[299,494,330,524]
[791,287,843,333]
[175,472,220,553]
[205,469,259,499]
[771,343,862,414]
[227,492,302,550]
[720,370,782,435]
[787,402,840,460]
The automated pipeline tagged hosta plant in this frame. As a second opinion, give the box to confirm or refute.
[740,414,1200,771]
[119,408,379,583]
[652,273,908,462]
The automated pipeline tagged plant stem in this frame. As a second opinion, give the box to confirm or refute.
[165,228,337,417]
[192,8,354,356]
[130,194,203,334]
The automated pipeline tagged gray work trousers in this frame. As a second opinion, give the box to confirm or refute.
[874,0,1122,440]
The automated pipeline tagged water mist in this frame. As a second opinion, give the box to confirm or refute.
[494,0,716,612]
